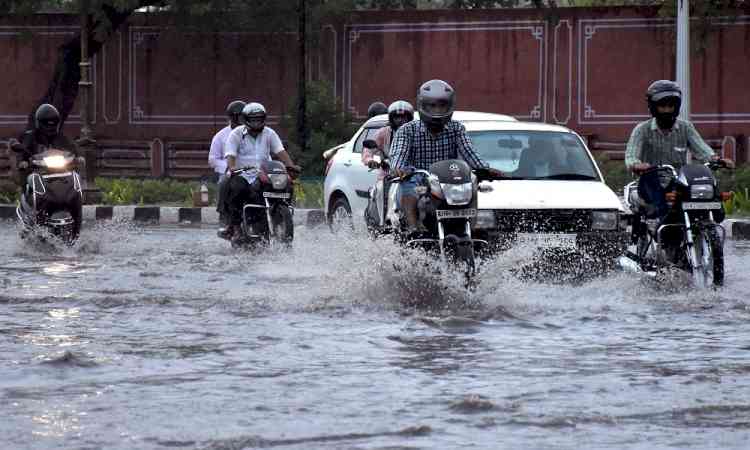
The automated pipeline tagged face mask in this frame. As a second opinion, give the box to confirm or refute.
[655,112,677,130]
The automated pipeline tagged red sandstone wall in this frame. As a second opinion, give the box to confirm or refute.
[1,7,749,179]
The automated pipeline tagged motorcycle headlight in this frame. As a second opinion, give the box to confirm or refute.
[268,173,288,190]
[475,209,496,229]
[690,184,714,200]
[43,155,67,169]
[441,182,473,206]
[592,211,618,230]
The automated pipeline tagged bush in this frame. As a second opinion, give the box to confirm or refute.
[294,177,324,208]
[93,176,325,208]
[594,154,634,194]
[95,177,217,206]
[0,179,19,204]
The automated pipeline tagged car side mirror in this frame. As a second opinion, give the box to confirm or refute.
[363,139,378,150]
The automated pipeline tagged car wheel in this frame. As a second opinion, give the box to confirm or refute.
[328,196,354,233]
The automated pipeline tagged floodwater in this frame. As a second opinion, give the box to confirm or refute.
[1,221,749,450]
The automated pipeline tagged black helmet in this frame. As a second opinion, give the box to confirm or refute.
[417,79,455,128]
[35,103,61,137]
[225,100,246,127]
[367,101,388,119]
[387,100,414,131]
[242,102,267,132]
[646,80,682,128]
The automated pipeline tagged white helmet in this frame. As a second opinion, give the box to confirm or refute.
[387,100,414,130]
[242,102,267,131]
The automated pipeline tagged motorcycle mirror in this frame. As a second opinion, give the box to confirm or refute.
[363,139,378,150]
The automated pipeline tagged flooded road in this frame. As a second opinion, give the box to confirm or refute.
[1,221,750,449]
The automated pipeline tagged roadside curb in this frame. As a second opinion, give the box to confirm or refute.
[0,204,314,226]
[723,218,750,240]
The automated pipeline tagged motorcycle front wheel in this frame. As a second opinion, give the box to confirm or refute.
[692,226,724,287]
[271,204,294,245]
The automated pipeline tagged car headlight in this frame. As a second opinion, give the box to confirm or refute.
[269,173,288,190]
[690,184,714,200]
[43,155,68,169]
[441,182,473,205]
[592,211,618,230]
[475,209,496,229]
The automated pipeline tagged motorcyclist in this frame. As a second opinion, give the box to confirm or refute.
[367,101,388,119]
[219,102,301,240]
[625,80,734,174]
[363,100,414,169]
[362,100,414,228]
[9,104,81,193]
[625,80,735,251]
[211,100,246,231]
[389,80,502,236]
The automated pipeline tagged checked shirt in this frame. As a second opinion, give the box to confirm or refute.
[390,120,488,172]
[625,118,715,169]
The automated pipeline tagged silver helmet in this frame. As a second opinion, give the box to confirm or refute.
[242,102,267,132]
[387,100,414,130]
[417,79,455,128]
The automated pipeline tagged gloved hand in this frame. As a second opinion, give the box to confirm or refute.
[8,138,24,152]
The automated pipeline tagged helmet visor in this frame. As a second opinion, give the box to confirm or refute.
[390,113,410,128]
[421,99,451,116]
[245,115,265,130]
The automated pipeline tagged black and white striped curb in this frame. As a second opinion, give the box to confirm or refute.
[0,204,318,227]
[1,204,749,238]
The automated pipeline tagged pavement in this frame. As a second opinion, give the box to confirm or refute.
[0,204,748,239]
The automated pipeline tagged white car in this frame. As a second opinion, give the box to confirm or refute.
[323,111,628,261]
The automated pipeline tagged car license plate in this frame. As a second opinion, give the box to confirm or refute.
[263,192,290,199]
[516,233,577,249]
[682,201,721,210]
[436,209,476,219]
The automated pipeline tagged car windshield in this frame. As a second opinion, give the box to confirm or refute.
[468,130,600,181]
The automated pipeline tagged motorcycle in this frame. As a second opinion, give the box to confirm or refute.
[371,153,498,278]
[221,160,295,250]
[16,148,83,245]
[621,160,731,287]
[363,140,390,233]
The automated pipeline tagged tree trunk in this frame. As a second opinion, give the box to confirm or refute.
[26,2,163,134]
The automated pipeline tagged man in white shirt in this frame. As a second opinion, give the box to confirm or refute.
[220,102,301,240]
[210,100,245,227]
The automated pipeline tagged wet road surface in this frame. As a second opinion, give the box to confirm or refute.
[2,221,750,449]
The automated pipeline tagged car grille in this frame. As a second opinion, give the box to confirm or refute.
[494,209,592,233]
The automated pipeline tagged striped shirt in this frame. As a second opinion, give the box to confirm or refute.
[390,120,488,171]
[625,118,715,169]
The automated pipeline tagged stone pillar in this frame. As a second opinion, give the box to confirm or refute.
[79,0,102,204]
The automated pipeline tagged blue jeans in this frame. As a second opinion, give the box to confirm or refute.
[396,174,425,209]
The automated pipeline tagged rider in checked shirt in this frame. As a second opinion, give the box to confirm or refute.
[389,79,503,236]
